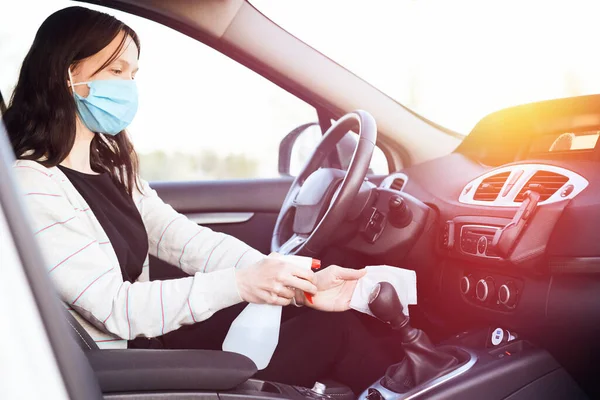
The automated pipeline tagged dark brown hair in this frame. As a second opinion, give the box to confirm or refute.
[4,6,142,194]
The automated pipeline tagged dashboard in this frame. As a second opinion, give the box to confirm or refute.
[362,95,600,380]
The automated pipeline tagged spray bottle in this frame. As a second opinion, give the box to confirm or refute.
[222,255,320,369]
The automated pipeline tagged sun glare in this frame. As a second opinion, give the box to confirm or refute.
[253,0,600,133]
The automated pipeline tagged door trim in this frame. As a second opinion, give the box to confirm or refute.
[186,212,254,225]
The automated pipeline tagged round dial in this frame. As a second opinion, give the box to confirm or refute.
[460,276,472,295]
[476,278,495,302]
[498,282,518,307]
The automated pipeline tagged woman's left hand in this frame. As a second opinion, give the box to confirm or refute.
[297,265,366,312]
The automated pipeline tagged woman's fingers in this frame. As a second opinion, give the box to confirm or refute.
[274,285,296,299]
[332,265,367,280]
[287,264,316,284]
[267,254,317,284]
[241,255,322,305]
[280,275,318,294]
[257,285,295,305]
[272,296,292,306]
[265,291,292,306]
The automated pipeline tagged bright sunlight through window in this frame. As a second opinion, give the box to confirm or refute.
[253,0,600,134]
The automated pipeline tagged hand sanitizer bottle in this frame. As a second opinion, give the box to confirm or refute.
[222,255,319,370]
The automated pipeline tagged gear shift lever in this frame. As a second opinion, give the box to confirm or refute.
[368,281,416,340]
[369,282,459,393]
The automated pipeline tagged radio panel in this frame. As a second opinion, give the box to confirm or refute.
[459,225,501,259]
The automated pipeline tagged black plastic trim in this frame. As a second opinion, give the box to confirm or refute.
[548,257,600,275]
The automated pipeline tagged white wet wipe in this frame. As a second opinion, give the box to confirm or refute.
[350,265,417,317]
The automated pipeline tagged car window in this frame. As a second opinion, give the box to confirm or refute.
[1,2,318,182]
[255,0,600,135]
[369,146,389,175]
[128,21,319,182]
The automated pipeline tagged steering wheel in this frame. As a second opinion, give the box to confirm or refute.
[271,110,377,256]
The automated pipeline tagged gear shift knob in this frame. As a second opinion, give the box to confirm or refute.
[369,282,460,393]
[368,282,409,330]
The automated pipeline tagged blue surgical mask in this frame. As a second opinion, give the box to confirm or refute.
[68,68,138,135]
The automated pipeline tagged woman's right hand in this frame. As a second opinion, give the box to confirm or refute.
[234,253,318,305]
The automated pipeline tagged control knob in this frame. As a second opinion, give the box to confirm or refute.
[498,282,518,308]
[460,276,472,295]
[476,278,495,303]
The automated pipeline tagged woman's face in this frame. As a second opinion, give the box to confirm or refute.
[70,31,139,98]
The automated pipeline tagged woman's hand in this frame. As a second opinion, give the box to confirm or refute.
[235,254,318,306]
[298,265,366,312]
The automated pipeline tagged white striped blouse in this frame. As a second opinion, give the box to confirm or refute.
[13,159,265,349]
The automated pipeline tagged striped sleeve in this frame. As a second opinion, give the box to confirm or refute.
[15,167,243,340]
[135,179,266,275]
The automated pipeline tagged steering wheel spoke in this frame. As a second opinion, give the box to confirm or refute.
[278,234,307,255]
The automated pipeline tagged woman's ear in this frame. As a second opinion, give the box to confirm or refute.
[68,65,91,97]
[68,63,84,84]
[67,65,76,88]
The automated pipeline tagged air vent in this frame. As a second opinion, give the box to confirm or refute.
[515,171,569,202]
[459,164,587,206]
[473,172,511,201]
[390,178,405,191]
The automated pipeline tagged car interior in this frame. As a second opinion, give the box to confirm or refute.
[2,0,600,399]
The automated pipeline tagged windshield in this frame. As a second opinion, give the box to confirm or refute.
[253,0,600,134]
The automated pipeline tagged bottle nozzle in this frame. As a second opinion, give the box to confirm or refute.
[311,259,321,270]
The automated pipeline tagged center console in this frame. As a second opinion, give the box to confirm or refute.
[354,280,587,400]
[359,327,587,400]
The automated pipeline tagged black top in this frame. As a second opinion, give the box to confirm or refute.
[58,165,149,283]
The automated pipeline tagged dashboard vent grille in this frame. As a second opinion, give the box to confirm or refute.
[390,178,405,191]
[515,171,569,202]
[473,172,511,201]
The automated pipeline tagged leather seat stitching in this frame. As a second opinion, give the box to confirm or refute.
[67,319,92,350]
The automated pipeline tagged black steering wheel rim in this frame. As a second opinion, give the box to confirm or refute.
[271,110,377,256]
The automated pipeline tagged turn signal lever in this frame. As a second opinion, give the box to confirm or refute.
[368,282,459,393]
[388,195,412,228]
[492,190,541,258]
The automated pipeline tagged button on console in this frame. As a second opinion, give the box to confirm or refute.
[477,236,487,254]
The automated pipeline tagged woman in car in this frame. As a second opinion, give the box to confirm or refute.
[4,6,399,394]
